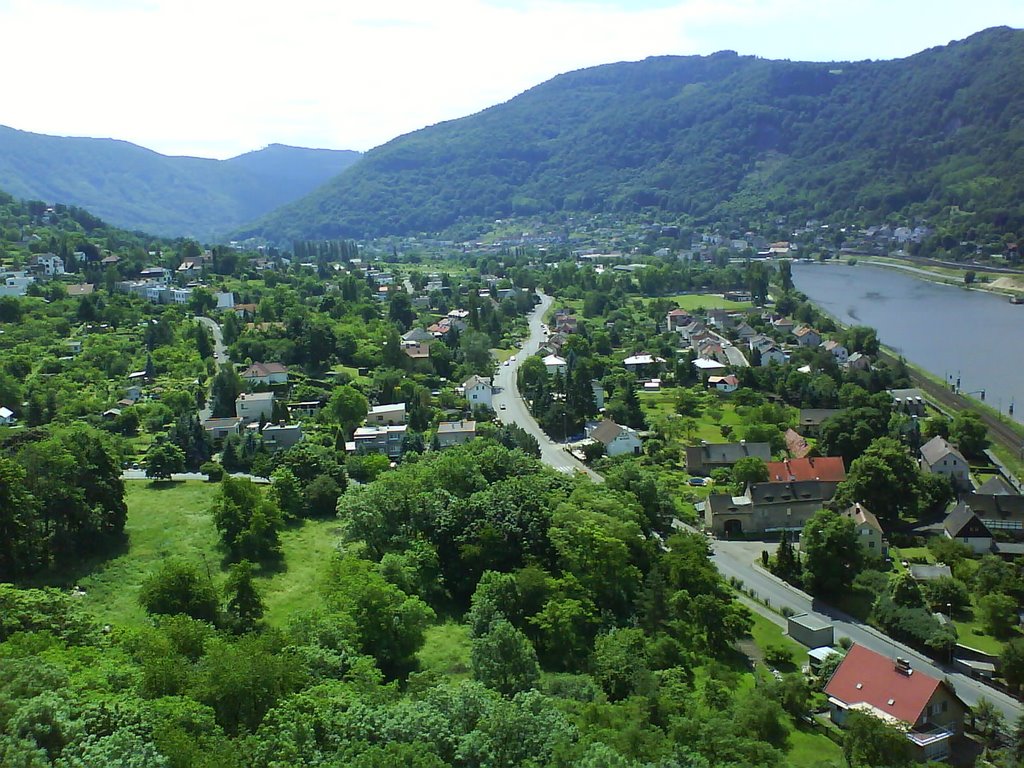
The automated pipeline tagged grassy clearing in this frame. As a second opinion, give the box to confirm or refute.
[417,621,472,680]
[62,480,343,630]
[747,611,806,669]
[786,723,843,767]
[492,347,516,363]
[75,480,222,626]
[660,294,752,311]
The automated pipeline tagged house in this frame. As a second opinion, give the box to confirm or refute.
[30,253,65,276]
[685,441,772,476]
[890,387,927,417]
[591,380,606,410]
[353,424,405,458]
[623,353,666,373]
[734,322,757,342]
[845,352,871,371]
[177,260,201,279]
[705,480,837,537]
[542,354,567,376]
[841,503,888,558]
[234,303,258,319]
[0,406,15,425]
[402,342,432,361]
[824,644,966,762]
[214,292,235,310]
[235,391,275,425]
[798,408,844,437]
[587,420,643,457]
[436,420,477,448]
[64,340,83,356]
[367,403,407,426]
[908,564,953,582]
[203,416,244,441]
[943,505,993,554]
[820,339,849,363]
[706,309,738,330]
[240,362,289,385]
[976,476,1016,496]
[765,456,846,483]
[691,357,728,378]
[708,374,739,393]
[920,436,970,489]
[462,375,493,410]
[770,316,795,333]
[665,308,692,332]
[793,326,822,347]
[954,492,1024,534]
[402,327,434,344]
[65,283,94,297]
[261,423,304,451]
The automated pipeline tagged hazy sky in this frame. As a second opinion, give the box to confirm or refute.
[1,0,1021,158]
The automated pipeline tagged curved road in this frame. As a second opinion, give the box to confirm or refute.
[492,292,603,482]
[197,315,229,422]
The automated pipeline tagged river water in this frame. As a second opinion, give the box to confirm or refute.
[791,261,1024,424]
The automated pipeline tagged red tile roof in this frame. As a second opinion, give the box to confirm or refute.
[824,644,944,725]
[765,456,846,483]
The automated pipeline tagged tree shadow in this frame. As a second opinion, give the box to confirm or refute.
[145,479,186,490]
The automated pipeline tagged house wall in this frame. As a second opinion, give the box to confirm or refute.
[945,531,992,555]
[857,524,885,557]
[928,456,970,487]
[606,433,642,457]
[437,432,474,448]
[467,384,492,409]
[707,500,824,536]
[918,687,966,736]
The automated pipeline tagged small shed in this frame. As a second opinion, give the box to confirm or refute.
[808,646,842,674]
[787,613,834,648]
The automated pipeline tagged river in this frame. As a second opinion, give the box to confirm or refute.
[791,261,1024,424]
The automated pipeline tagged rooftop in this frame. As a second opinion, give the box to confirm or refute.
[765,456,846,483]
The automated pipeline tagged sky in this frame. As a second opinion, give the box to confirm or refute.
[1,0,1022,159]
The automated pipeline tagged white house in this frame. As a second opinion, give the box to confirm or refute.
[920,436,970,489]
[367,402,407,426]
[708,374,739,393]
[0,406,15,425]
[543,354,567,376]
[31,253,65,276]
[235,391,275,425]
[436,420,477,448]
[588,420,643,457]
[215,291,235,309]
[820,339,849,364]
[623,354,666,373]
[462,375,493,410]
[241,362,289,386]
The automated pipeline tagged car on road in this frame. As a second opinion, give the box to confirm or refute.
[503,360,509,366]
[687,477,709,487]
[500,403,507,410]
[510,356,516,362]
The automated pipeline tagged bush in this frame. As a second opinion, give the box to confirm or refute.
[764,644,792,668]
[837,636,852,650]
[200,461,224,482]
[780,606,795,618]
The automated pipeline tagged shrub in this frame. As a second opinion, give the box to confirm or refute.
[200,461,224,482]
[780,606,795,618]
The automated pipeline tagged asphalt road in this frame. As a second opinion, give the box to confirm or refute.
[493,292,603,482]
[709,536,1023,722]
[196,315,229,422]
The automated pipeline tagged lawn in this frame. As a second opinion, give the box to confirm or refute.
[417,621,472,680]
[63,480,345,629]
[786,723,843,767]
[747,611,806,670]
[660,293,752,311]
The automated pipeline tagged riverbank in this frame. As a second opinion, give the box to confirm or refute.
[854,256,1024,300]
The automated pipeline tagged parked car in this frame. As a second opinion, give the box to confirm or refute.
[687,477,707,487]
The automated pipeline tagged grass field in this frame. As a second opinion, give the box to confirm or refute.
[66,480,344,629]
[417,621,473,680]
[660,294,752,311]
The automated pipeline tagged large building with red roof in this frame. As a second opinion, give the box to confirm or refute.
[764,456,846,484]
[824,644,966,762]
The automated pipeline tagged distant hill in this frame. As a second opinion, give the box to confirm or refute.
[0,127,360,240]
[240,26,1024,244]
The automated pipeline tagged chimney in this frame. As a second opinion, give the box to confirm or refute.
[894,657,912,676]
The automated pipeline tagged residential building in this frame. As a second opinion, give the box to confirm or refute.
[909,564,953,582]
[820,339,849,363]
[955,491,1024,534]
[764,456,846,484]
[203,416,243,441]
[436,420,477,448]
[623,353,666,373]
[920,436,970,489]
[798,408,844,436]
[841,503,888,558]
[261,423,304,451]
[30,253,65,276]
[770,316,795,333]
[241,362,289,385]
[215,291,235,309]
[0,405,15,425]
[705,480,836,537]
[665,308,692,332]
[707,374,739,393]
[824,644,966,762]
[686,440,772,476]
[587,420,643,457]
[462,375,494,410]
[65,283,94,297]
[402,342,432,361]
[287,401,323,419]
[402,327,434,344]
[367,402,407,426]
[353,424,405,458]
[691,357,728,378]
[792,326,822,347]
[591,380,606,410]
[235,391,275,425]
[542,354,567,376]
[845,352,871,371]
[943,505,993,554]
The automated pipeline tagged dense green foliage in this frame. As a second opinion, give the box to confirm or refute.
[245,27,1024,249]
[0,128,360,239]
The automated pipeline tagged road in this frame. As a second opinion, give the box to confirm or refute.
[492,292,603,482]
[196,315,229,422]
[710,536,1023,722]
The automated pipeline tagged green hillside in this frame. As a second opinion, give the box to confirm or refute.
[0,128,360,240]
[240,26,1024,244]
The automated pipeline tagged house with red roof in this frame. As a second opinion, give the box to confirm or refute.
[764,456,846,484]
[824,644,966,762]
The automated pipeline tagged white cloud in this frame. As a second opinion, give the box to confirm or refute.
[0,0,1021,157]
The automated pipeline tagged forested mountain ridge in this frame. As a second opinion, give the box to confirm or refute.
[240,26,1024,244]
[0,126,361,240]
